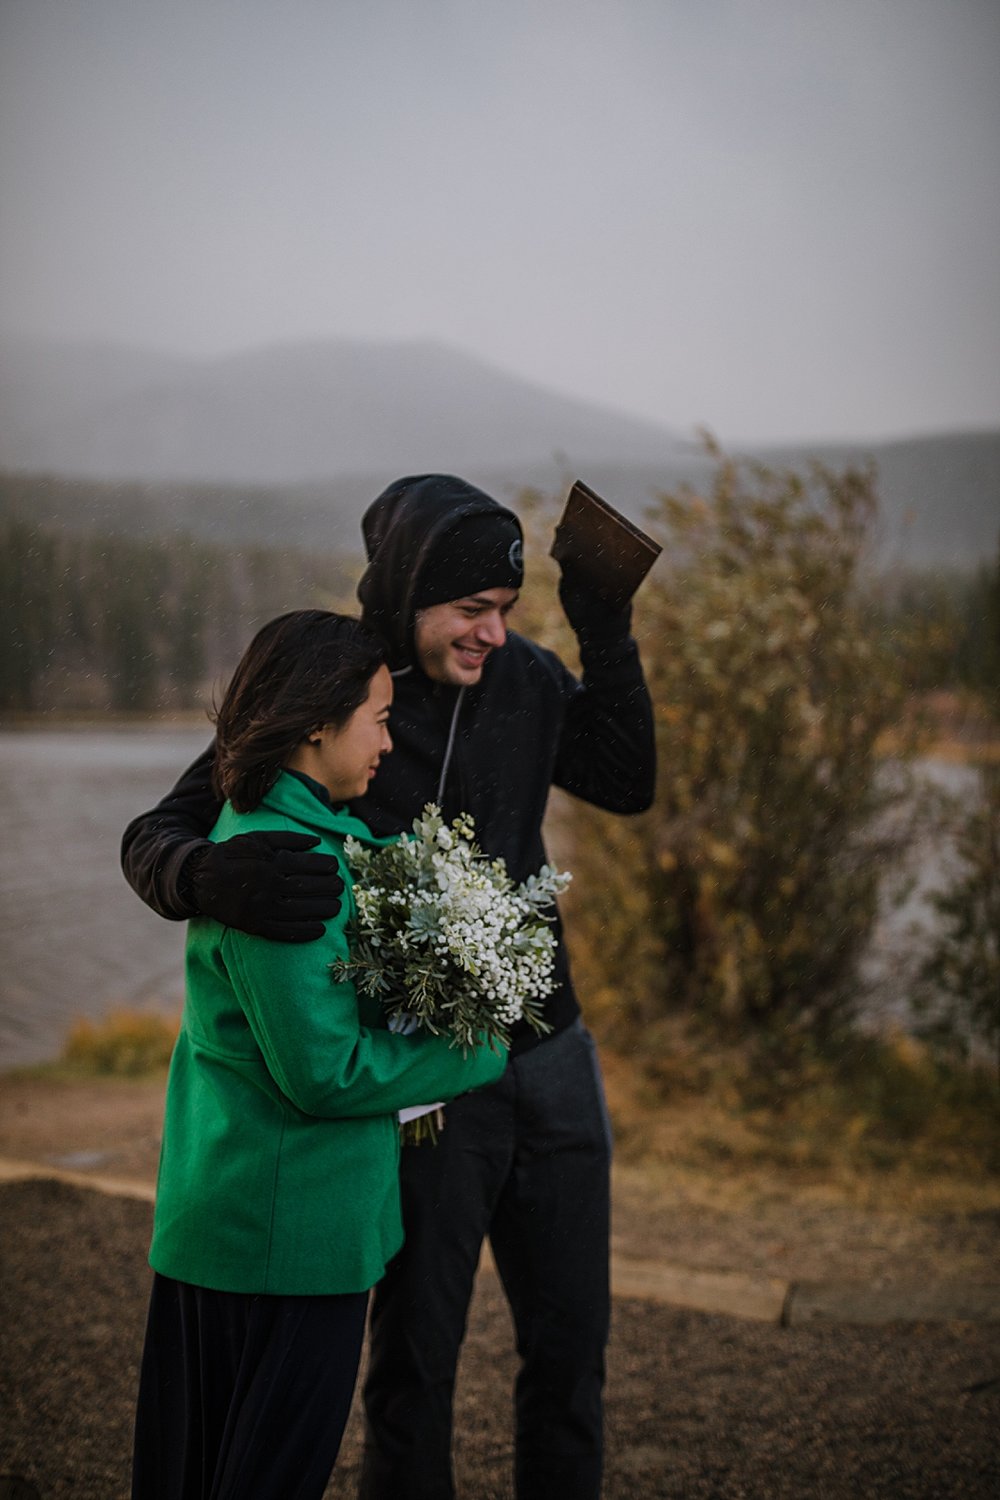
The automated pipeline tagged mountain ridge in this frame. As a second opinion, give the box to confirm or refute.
[0,335,682,483]
[1,337,996,567]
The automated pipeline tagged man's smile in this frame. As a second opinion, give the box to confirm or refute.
[454,643,490,667]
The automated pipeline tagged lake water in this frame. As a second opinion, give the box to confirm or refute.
[0,727,212,1068]
[0,729,980,1068]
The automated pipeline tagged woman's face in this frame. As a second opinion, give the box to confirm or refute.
[304,664,394,801]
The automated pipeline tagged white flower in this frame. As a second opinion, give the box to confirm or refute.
[329,803,570,1054]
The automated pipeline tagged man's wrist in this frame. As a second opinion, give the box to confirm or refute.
[571,609,632,644]
[575,624,644,683]
[569,603,633,650]
[558,570,632,643]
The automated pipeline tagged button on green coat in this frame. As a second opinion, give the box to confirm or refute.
[149,771,507,1295]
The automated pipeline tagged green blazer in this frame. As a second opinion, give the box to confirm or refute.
[149,770,507,1295]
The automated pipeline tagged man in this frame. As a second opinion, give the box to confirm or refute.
[121,473,656,1500]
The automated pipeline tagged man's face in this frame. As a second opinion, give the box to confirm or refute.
[413,588,519,686]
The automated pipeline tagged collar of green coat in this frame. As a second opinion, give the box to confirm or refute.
[248,769,385,845]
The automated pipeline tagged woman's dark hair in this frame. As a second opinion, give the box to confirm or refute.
[211,610,387,812]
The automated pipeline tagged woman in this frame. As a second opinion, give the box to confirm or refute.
[131,610,507,1500]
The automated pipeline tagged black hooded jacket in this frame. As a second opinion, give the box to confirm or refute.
[121,475,656,1052]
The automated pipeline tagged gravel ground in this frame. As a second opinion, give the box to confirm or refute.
[1,1179,997,1499]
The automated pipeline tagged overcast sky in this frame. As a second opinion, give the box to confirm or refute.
[2,0,998,444]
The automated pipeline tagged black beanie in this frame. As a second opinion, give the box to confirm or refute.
[413,511,524,609]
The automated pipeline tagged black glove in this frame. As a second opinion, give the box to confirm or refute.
[558,564,633,641]
[187,831,345,942]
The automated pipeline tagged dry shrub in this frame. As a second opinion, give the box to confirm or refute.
[601,1021,998,1188]
[62,1008,178,1076]
[522,445,914,1060]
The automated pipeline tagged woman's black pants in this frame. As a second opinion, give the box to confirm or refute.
[131,1273,368,1500]
[360,1019,613,1500]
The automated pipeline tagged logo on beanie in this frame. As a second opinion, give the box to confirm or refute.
[508,538,524,574]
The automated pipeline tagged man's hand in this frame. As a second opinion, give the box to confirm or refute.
[187,831,345,942]
[557,563,632,641]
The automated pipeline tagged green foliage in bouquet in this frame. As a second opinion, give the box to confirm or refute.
[332,806,570,1052]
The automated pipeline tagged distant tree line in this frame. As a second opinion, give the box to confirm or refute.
[0,516,357,714]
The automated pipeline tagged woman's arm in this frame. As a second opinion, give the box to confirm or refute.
[219,923,506,1118]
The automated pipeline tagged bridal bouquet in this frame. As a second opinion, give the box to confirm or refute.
[332,805,570,1060]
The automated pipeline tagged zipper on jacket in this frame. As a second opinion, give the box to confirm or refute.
[436,687,465,805]
[390,665,466,811]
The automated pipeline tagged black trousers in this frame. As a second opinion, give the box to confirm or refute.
[360,1019,613,1500]
[131,1273,368,1500]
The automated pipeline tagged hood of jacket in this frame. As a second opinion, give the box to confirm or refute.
[356,474,522,669]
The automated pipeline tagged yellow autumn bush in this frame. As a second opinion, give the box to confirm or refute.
[522,444,913,1062]
[62,1008,179,1076]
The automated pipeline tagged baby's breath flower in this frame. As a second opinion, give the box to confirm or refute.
[330,803,571,1054]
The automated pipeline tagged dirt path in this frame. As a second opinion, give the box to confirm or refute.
[2,1072,999,1497]
[1,1177,997,1500]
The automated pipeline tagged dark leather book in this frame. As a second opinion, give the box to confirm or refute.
[550,479,662,610]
